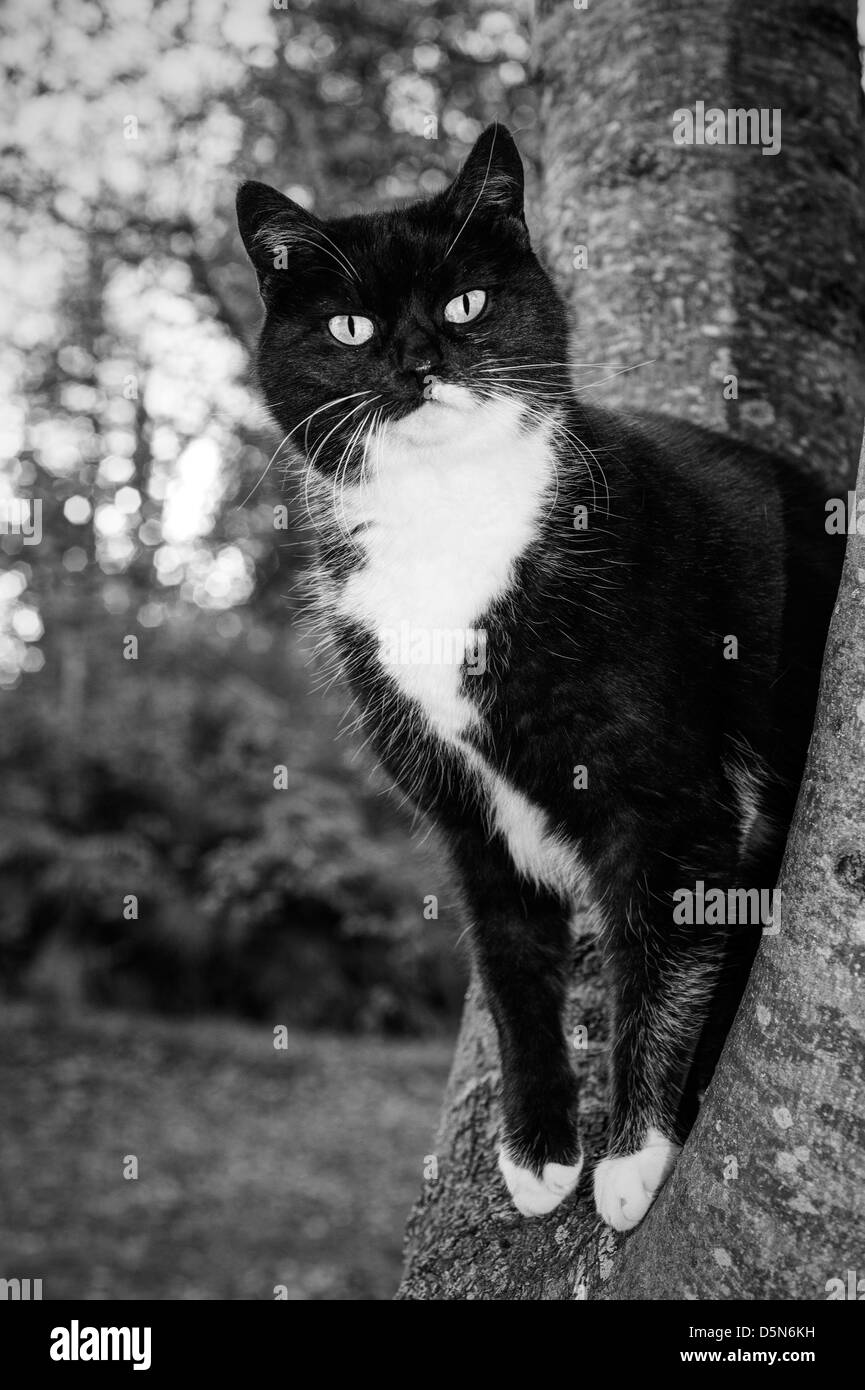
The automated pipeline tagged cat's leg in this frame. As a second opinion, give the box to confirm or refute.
[682,922,760,1114]
[452,837,583,1217]
[593,885,730,1232]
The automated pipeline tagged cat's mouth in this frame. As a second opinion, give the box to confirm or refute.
[420,375,469,407]
[387,379,479,437]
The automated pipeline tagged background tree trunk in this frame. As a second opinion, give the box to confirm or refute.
[397,0,865,1300]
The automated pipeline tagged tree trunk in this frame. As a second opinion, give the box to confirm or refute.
[397,0,865,1301]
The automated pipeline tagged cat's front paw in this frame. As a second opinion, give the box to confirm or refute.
[593,1127,680,1231]
[498,1146,584,1217]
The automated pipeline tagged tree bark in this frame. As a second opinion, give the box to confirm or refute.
[397,0,865,1300]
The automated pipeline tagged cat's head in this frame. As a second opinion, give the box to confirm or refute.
[236,123,569,473]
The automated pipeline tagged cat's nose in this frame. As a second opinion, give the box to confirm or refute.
[396,331,443,381]
[403,355,443,393]
[411,359,434,387]
[399,356,444,394]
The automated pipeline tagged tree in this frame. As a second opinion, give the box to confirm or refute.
[397,0,865,1300]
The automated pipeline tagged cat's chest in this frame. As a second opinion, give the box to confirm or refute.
[336,414,555,742]
[329,405,587,901]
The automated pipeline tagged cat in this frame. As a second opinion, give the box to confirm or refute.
[236,123,840,1231]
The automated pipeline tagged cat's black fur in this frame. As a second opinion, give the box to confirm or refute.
[237,125,840,1219]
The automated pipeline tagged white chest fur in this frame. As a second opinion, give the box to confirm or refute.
[337,394,552,741]
[333,393,585,901]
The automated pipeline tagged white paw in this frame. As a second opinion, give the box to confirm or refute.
[498,1147,584,1216]
[593,1127,681,1231]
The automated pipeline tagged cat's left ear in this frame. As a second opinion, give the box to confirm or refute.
[445,123,526,226]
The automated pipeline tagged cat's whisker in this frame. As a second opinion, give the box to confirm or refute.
[442,121,499,261]
[304,389,369,454]
[236,391,372,508]
[236,431,293,509]
[298,395,379,543]
[476,364,570,375]
[500,379,613,518]
[269,230,358,287]
[329,420,362,544]
[482,386,565,526]
[358,406,385,510]
[333,408,379,551]
[372,407,386,483]
[302,458,337,544]
[576,359,657,390]
[307,394,377,475]
[300,223,361,283]
[476,376,575,396]
[523,390,611,519]
[477,361,635,371]
[366,405,386,487]
[358,406,380,493]
[477,380,608,518]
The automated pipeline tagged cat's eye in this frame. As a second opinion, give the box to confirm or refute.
[328,314,374,346]
[444,289,487,325]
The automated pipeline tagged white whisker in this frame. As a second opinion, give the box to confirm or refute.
[443,123,498,261]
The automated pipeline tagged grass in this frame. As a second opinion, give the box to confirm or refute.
[0,1002,453,1300]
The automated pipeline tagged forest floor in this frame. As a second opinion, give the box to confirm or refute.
[0,1002,453,1300]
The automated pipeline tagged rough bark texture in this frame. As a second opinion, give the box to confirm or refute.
[538,0,865,484]
[397,0,865,1300]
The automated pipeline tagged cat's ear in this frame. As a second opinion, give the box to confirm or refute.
[236,180,325,300]
[445,123,526,225]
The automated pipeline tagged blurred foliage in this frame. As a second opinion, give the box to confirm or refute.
[0,617,464,1029]
[0,0,536,1029]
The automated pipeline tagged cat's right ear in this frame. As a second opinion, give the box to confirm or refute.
[236,181,321,301]
[445,123,526,226]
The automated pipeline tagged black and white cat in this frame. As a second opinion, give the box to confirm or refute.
[237,124,839,1231]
